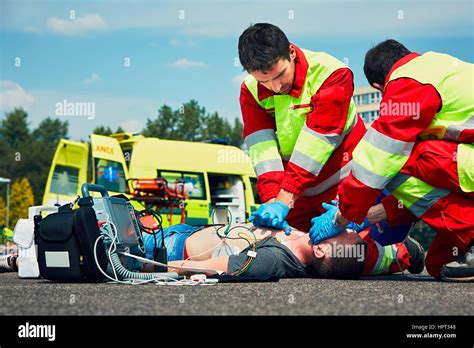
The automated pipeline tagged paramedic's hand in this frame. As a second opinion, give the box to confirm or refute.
[309,202,344,244]
[249,201,292,235]
[347,218,370,232]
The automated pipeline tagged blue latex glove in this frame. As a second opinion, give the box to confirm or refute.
[347,218,370,232]
[249,201,292,235]
[309,201,345,244]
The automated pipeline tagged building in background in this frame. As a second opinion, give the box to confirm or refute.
[353,86,382,125]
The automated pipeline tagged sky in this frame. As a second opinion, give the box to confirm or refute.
[1,0,473,140]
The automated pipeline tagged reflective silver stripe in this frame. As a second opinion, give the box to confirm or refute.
[444,116,474,141]
[301,124,343,149]
[254,159,284,176]
[371,242,385,274]
[244,129,276,148]
[352,161,394,189]
[386,173,450,218]
[386,173,411,192]
[303,161,352,196]
[364,127,415,156]
[408,187,450,218]
[290,150,324,175]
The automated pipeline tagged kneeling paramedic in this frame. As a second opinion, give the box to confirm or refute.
[310,40,474,280]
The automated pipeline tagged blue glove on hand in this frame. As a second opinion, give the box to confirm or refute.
[249,201,292,235]
[347,218,370,232]
[309,201,345,245]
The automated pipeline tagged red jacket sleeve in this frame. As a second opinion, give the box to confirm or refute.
[338,78,442,223]
[240,82,283,202]
[381,194,418,227]
[280,68,354,195]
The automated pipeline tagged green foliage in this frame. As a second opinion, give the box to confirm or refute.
[0,178,35,229]
[143,100,244,147]
[409,221,436,250]
[92,126,125,136]
[0,109,68,208]
[0,101,244,221]
[32,117,69,144]
[8,178,34,227]
[0,107,30,147]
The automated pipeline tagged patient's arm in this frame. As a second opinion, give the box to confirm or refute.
[167,256,229,276]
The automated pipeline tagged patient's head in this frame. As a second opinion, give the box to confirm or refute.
[308,230,368,279]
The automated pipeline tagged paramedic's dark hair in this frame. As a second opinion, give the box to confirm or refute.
[364,39,411,87]
[238,23,290,73]
[314,240,368,280]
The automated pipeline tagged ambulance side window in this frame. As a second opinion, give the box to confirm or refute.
[95,158,127,193]
[158,171,206,200]
[50,165,79,196]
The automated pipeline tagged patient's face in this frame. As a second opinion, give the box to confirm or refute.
[313,230,363,260]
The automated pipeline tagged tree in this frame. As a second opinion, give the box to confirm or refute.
[8,178,34,228]
[142,100,245,147]
[202,112,231,142]
[0,109,69,205]
[229,118,244,147]
[178,100,206,141]
[93,125,130,136]
[0,108,30,147]
[143,105,181,139]
[92,126,113,136]
[32,117,69,144]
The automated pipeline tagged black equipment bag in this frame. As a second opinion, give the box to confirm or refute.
[37,203,108,282]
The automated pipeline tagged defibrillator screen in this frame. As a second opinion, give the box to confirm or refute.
[109,199,140,247]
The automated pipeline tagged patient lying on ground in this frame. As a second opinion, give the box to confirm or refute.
[141,223,368,280]
[5,222,415,280]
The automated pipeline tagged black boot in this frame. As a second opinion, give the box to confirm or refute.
[403,236,425,274]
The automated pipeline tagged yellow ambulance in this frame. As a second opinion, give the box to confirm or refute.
[42,133,261,226]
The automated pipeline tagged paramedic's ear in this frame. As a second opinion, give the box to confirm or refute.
[289,45,296,60]
[372,82,384,92]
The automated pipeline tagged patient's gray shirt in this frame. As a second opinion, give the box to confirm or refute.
[227,236,316,280]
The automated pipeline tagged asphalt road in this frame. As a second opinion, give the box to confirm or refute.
[1,272,472,315]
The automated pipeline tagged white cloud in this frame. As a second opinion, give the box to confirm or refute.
[0,81,35,110]
[83,73,100,84]
[2,1,473,38]
[232,73,248,86]
[121,119,144,134]
[46,14,108,36]
[170,58,207,70]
